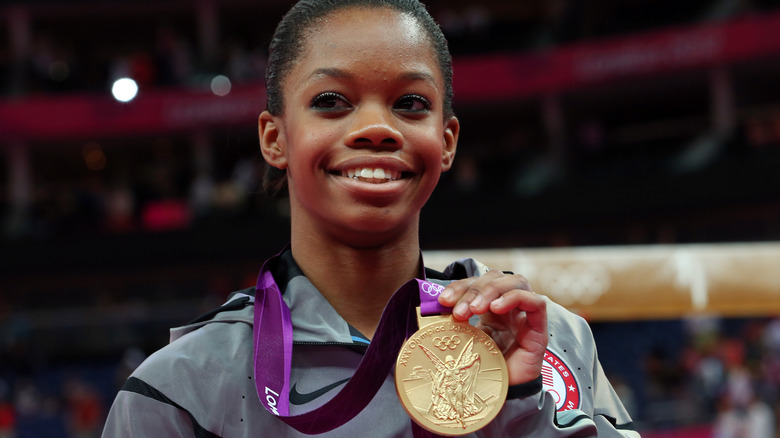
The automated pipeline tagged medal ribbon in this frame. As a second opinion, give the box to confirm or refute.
[253,252,450,435]
[417,280,451,316]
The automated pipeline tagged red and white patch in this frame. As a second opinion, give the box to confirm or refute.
[541,349,581,412]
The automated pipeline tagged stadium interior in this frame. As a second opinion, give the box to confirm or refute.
[2,0,780,436]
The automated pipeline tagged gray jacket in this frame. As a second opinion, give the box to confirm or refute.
[102,250,639,437]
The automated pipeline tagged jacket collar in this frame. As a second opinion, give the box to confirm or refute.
[171,246,489,345]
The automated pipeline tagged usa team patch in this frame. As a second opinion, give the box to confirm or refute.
[541,349,581,412]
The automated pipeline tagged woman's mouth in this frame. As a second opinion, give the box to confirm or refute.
[335,167,409,183]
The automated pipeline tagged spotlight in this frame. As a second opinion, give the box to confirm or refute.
[111,78,139,102]
[210,75,232,96]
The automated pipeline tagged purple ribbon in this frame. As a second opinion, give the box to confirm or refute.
[252,252,451,435]
[417,280,451,316]
[253,268,293,416]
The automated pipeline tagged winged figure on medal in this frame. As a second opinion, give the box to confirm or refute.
[409,336,483,428]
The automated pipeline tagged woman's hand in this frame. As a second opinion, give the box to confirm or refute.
[438,270,548,386]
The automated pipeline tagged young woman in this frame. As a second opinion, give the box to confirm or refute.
[102,1,638,436]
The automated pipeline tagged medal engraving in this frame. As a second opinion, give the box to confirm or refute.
[395,314,508,436]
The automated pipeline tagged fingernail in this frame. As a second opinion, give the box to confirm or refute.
[454,302,469,318]
[470,296,483,309]
[440,289,453,300]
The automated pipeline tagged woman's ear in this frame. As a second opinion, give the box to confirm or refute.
[259,111,288,169]
[441,116,459,171]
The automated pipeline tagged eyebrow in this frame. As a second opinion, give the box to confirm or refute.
[307,67,438,87]
[308,68,353,82]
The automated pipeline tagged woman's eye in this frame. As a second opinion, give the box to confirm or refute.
[311,92,351,111]
[395,94,431,112]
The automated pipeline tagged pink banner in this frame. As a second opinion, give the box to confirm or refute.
[453,10,780,101]
[0,83,266,141]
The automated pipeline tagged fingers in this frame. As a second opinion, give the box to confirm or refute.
[437,271,548,387]
[438,270,534,320]
[489,287,546,316]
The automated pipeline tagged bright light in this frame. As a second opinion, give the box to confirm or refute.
[210,75,232,96]
[111,78,138,102]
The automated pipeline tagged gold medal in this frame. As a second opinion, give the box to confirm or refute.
[395,310,508,436]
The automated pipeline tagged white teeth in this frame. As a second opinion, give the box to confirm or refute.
[341,167,400,181]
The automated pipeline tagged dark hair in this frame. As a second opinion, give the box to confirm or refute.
[262,0,453,196]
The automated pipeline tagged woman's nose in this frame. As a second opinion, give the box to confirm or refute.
[344,104,403,149]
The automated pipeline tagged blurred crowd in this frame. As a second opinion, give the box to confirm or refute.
[640,317,780,437]
[0,346,147,438]
[2,137,272,239]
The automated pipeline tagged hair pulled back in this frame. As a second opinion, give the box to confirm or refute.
[263,0,454,195]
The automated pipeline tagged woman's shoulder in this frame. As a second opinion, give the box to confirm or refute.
[115,292,259,436]
[544,296,590,330]
[170,288,256,341]
[133,290,256,384]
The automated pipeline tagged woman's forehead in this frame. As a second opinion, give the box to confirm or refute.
[293,7,441,82]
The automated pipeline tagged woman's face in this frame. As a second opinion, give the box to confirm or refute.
[260,6,458,246]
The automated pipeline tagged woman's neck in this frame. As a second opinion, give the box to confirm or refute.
[290,230,422,339]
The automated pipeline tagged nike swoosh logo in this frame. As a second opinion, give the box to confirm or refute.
[289,378,351,405]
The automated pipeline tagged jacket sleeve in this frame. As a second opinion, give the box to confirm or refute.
[495,318,640,437]
[101,377,202,438]
[101,319,251,438]
[483,384,597,437]
[482,368,640,437]
[591,351,639,437]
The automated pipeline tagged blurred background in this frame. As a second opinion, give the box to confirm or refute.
[1,0,780,436]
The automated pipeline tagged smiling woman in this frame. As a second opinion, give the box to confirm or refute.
[101,1,637,437]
